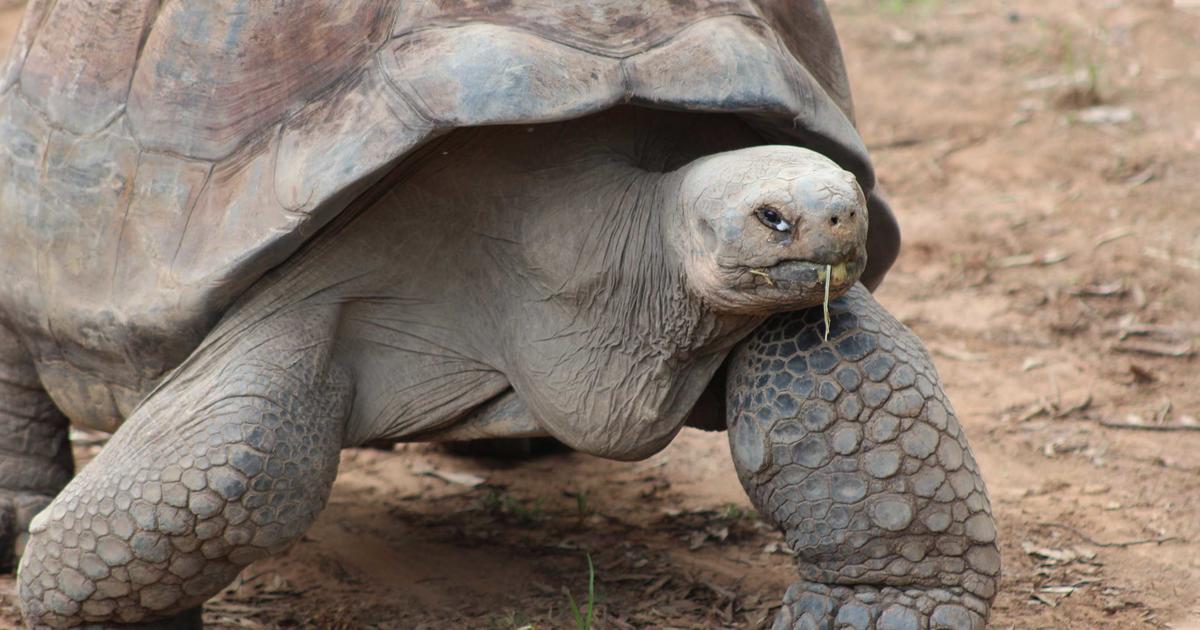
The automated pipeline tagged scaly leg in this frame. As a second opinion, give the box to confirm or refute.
[0,323,73,574]
[727,285,999,629]
[18,305,352,628]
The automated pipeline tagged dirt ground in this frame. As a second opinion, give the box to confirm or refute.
[1,1,1198,628]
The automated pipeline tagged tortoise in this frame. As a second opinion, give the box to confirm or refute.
[0,1,1000,628]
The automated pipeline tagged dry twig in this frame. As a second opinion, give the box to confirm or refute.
[1098,420,1200,432]
[1037,522,1180,548]
[1111,339,1195,358]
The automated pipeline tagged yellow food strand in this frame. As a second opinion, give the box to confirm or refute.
[749,268,775,287]
[823,264,832,341]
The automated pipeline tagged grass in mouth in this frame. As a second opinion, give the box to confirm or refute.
[753,264,832,341]
[823,264,832,341]
[749,268,775,287]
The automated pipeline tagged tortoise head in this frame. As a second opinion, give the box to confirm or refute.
[669,145,869,315]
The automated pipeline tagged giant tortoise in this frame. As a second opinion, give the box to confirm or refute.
[0,1,999,628]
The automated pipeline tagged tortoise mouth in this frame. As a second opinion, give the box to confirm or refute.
[695,253,866,316]
[748,256,865,292]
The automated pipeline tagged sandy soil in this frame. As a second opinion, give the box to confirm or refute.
[1,1,1198,628]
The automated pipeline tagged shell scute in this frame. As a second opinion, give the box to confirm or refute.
[275,64,431,214]
[381,23,624,128]
[127,0,396,161]
[171,132,292,294]
[0,93,52,329]
[0,0,882,388]
[392,0,759,57]
[36,125,141,375]
[118,154,213,307]
[0,0,52,94]
[18,0,157,134]
[624,16,805,114]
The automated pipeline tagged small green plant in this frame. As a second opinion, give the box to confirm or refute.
[486,609,533,630]
[567,489,593,518]
[1037,20,1106,108]
[565,554,597,630]
[880,0,937,14]
[480,491,545,522]
[719,502,758,522]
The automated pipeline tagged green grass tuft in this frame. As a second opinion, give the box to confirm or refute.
[566,554,597,630]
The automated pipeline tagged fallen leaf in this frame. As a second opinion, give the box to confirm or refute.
[1022,541,1078,565]
[1077,106,1135,125]
[1112,339,1195,358]
[1031,592,1060,607]
[932,345,988,362]
[994,251,1069,268]
[1071,282,1125,297]
[1021,357,1047,371]
[412,467,486,487]
[643,575,671,598]
[763,542,789,555]
[890,27,917,45]
[1093,227,1135,247]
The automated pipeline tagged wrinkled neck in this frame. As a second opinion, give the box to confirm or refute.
[508,154,686,328]
[499,161,758,459]
[504,151,757,355]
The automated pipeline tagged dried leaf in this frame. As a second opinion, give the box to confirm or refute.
[1094,227,1135,247]
[1112,339,1195,358]
[1031,592,1060,607]
[643,575,671,598]
[412,467,486,487]
[994,251,1069,268]
[1022,541,1078,564]
[931,345,988,362]
[1021,357,1047,371]
[1071,282,1125,297]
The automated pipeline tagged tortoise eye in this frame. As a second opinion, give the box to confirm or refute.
[755,206,791,232]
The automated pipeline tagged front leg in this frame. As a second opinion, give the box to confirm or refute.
[727,285,998,629]
[18,305,352,628]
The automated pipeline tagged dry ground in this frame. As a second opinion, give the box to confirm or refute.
[1,1,1198,628]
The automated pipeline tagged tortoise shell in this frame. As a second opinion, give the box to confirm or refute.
[0,0,877,401]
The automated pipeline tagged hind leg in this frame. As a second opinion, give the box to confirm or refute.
[727,285,999,629]
[0,323,73,574]
[18,305,352,628]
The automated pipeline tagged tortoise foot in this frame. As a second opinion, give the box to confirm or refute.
[774,580,987,630]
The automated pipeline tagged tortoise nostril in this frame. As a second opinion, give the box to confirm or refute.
[830,215,840,226]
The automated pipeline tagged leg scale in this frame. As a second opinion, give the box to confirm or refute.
[727,285,999,629]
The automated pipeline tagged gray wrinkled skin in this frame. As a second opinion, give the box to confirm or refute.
[728,285,998,629]
[0,325,72,574]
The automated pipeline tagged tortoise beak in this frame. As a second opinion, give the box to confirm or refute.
[764,258,860,287]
